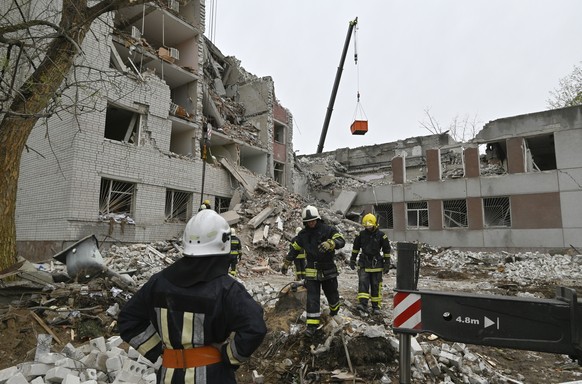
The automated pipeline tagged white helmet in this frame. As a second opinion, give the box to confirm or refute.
[183,210,231,256]
[302,205,320,223]
[231,228,236,236]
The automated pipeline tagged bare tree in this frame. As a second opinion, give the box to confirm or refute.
[0,0,150,272]
[419,107,480,143]
[547,62,582,109]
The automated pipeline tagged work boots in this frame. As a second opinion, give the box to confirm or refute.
[356,303,368,313]
[371,306,381,316]
[304,325,317,338]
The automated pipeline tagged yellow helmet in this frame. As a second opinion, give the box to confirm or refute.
[362,213,377,228]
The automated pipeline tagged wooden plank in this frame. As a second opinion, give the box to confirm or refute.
[30,311,63,345]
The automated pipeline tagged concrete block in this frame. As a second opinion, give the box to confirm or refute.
[106,336,123,350]
[37,352,59,365]
[220,210,241,225]
[0,367,19,382]
[247,206,275,228]
[143,372,157,384]
[61,344,85,361]
[80,369,97,382]
[79,352,98,369]
[410,337,423,356]
[34,334,53,363]
[20,362,51,378]
[252,228,264,244]
[112,370,143,383]
[55,357,84,369]
[6,373,29,384]
[330,190,358,215]
[136,355,155,368]
[30,377,45,384]
[80,381,97,384]
[45,367,75,382]
[106,347,126,357]
[127,347,140,360]
[62,374,81,384]
[452,342,466,353]
[89,337,106,353]
[121,359,148,377]
[439,351,462,369]
[106,356,124,372]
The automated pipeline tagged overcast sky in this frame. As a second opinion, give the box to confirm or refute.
[208,1,582,155]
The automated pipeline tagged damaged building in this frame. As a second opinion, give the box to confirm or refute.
[15,0,294,261]
[300,105,582,251]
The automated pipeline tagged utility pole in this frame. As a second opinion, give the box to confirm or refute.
[199,124,211,207]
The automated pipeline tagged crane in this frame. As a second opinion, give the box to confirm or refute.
[316,17,358,154]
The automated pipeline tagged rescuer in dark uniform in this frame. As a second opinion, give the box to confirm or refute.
[350,213,392,315]
[282,205,345,337]
[228,228,242,277]
[118,209,267,384]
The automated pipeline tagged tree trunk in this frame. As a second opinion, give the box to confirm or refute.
[0,0,91,271]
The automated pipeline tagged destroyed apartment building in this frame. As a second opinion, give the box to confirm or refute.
[297,104,582,251]
[15,0,295,261]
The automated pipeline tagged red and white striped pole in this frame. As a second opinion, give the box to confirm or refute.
[394,242,420,384]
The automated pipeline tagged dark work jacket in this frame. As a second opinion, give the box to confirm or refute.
[118,256,267,384]
[351,228,391,269]
[286,220,345,280]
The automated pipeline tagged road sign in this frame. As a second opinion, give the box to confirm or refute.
[394,288,581,358]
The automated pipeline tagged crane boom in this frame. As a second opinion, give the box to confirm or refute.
[316,17,358,154]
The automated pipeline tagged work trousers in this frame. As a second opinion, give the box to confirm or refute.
[305,277,340,327]
[357,269,383,308]
[294,258,306,281]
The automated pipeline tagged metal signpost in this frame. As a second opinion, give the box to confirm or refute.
[393,243,582,384]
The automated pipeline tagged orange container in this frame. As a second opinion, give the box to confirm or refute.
[351,120,368,135]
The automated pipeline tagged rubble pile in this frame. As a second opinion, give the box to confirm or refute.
[0,335,159,384]
[296,155,380,192]
[423,249,582,294]
[1,240,582,382]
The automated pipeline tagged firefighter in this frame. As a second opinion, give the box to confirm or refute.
[229,228,242,277]
[291,226,306,281]
[349,213,392,315]
[281,205,345,337]
[118,209,267,384]
[199,199,212,212]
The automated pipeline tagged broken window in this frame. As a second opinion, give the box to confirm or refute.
[375,203,394,229]
[274,123,285,144]
[483,197,511,227]
[443,199,468,228]
[215,197,231,214]
[407,202,429,229]
[525,134,556,171]
[274,162,284,184]
[99,179,135,215]
[104,103,142,144]
[165,189,191,222]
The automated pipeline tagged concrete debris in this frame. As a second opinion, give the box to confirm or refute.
[423,248,582,293]
[0,334,159,384]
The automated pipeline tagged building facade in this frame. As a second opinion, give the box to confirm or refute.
[16,1,294,260]
[352,105,582,250]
